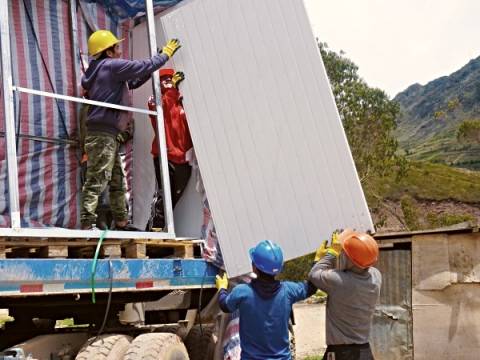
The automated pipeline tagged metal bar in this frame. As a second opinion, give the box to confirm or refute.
[13,86,157,116]
[68,0,82,144]
[0,131,77,145]
[0,1,21,228]
[146,0,175,235]
[0,227,176,239]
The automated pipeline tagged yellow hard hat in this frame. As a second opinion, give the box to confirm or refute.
[87,30,124,57]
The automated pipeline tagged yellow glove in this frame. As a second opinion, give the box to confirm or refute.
[327,231,342,257]
[314,240,328,262]
[314,232,343,261]
[162,39,181,58]
[215,273,228,291]
[172,71,185,88]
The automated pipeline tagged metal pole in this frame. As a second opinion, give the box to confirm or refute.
[13,86,157,115]
[145,0,175,235]
[0,0,21,228]
[68,0,82,134]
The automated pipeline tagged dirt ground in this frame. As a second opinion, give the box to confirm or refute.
[293,303,326,359]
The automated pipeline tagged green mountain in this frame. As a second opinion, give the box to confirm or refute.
[394,56,480,169]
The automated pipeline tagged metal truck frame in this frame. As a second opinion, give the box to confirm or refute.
[0,0,219,357]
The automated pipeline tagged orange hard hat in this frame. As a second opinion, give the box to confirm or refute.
[339,230,379,268]
[159,68,175,78]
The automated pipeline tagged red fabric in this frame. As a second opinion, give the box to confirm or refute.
[148,88,193,164]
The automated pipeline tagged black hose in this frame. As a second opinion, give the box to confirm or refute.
[97,259,114,336]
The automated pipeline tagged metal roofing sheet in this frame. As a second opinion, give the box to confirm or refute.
[157,0,373,276]
[371,249,413,360]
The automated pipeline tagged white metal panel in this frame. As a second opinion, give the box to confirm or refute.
[131,20,204,236]
[158,0,373,276]
[130,21,171,230]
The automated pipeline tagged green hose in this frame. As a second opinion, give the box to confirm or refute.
[90,229,108,304]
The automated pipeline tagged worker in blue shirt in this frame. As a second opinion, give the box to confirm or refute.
[216,240,315,360]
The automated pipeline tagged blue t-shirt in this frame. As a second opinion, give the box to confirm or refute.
[222,281,309,360]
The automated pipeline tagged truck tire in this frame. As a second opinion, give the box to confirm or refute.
[124,333,189,360]
[75,334,132,360]
[184,325,216,360]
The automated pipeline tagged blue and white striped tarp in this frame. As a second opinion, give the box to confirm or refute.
[0,0,132,228]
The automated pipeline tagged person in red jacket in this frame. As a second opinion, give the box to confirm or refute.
[147,68,193,230]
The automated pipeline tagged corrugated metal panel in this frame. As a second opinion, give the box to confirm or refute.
[157,0,373,276]
[371,248,413,360]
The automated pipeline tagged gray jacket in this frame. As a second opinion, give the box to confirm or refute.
[308,253,381,345]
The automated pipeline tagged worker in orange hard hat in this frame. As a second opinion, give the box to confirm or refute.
[308,229,381,360]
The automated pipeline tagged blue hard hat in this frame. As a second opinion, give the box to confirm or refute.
[249,240,284,275]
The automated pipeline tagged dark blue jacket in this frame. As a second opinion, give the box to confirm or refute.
[219,279,314,360]
[81,53,169,136]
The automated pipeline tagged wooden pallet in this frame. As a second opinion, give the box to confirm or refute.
[0,237,199,260]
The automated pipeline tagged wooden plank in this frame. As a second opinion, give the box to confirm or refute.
[0,236,199,259]
[0,245,6,259]
[174,244,194,259]
[0,239,122,247]
[39,245,68,258]
[412,234,451,290]
[131,239,196,246]
[101,245,122,258]
[125,243,147,259]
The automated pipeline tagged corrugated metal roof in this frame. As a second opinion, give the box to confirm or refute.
[371,249,413,360]
[158,0,373,276]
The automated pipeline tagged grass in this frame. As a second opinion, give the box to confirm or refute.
[302,356,323,360]
[278,253,315,282]
[366,161,480,208]
[400,128,480,168]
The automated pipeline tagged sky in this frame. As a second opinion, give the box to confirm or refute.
[303,0,480,98]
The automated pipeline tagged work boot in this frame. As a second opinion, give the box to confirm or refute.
[113,223,139,231]
[81,222,93,230]
[81,223,100,231]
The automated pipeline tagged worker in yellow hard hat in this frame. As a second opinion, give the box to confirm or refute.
[309,230,382,360]
[80,30,181,230]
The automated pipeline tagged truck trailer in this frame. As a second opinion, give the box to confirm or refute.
[0,0,373,358]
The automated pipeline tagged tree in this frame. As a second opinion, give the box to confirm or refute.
[457,119,480,143]
[318,42,406,183]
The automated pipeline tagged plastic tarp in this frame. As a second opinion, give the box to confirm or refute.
[83,0,183,20]
[0,0,132,227]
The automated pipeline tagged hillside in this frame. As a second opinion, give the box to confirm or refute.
[394,56,480,169]
[367,161,480,232]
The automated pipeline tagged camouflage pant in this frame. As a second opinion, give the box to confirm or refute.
[80,134,127,226]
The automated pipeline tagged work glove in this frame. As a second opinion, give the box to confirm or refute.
[161,39,181,58]
[172,71,185,88]
[327,231,342,257]
[215,273,228,291]
[314,231,343,262]
[314,240,328,262]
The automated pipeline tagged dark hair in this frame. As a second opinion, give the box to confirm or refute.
[97,45,116,60]
[255,267,276,282]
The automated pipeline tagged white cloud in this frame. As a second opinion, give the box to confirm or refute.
[304,0,480,97]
